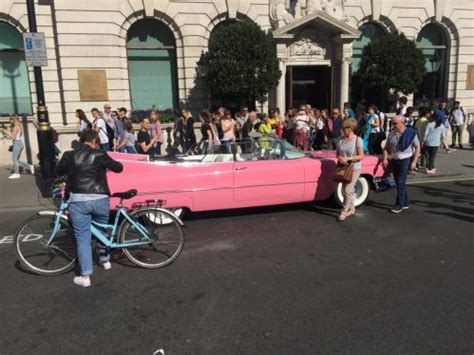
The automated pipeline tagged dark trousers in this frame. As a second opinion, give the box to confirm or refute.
[328,137,339,150]
[451,125,464,145]
[368,133,379,154]
[390,158,411,208]
[100,143,110,151]
[424,146,438,170]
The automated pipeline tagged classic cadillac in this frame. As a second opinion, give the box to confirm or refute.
[107,136,385,217]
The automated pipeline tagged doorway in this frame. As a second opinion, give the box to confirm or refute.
[286,65,331,110]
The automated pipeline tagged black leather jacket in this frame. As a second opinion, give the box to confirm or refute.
[56,145,123,195]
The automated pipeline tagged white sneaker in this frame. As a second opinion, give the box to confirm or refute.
[73,276,91,287]
[29,165,35,175]
[102,261,111,270]
[8,173,20,179]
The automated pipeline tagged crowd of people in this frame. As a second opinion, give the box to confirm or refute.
[71,99,470,176]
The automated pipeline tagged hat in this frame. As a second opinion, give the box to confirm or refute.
[118,107,127,113]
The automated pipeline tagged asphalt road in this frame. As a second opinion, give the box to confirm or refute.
[0,180,473,354]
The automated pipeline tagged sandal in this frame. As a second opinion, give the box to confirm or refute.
[337,211,349,221]
[347,208,356,217]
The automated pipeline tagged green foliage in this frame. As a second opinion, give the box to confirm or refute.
[358,32,426,96]
[205,20,281,108]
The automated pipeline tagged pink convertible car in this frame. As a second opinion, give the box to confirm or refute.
[107,136,385,218]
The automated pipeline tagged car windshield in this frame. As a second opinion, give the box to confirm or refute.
[165,135,307,163]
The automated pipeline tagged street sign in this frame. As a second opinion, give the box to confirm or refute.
[22,32,48,67]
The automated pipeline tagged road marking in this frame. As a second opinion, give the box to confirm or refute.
[0,234,44,245]
[0,235,13,244]
[408,176,474,185]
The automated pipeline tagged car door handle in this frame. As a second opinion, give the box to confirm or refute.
[235,167,247,171]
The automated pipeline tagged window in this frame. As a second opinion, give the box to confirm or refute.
[351,23,385,74]
[127,19,178,111]
[0,22,32,115]
[415,24,448,101]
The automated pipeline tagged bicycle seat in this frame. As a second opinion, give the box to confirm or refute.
[111,189,138,199]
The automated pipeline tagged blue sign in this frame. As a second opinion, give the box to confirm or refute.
[25,37,33,50]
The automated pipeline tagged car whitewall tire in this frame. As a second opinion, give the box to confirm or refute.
[334,176,370,208]
[146,208,185,225]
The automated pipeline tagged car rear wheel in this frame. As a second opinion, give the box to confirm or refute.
[145,207,185,225]
[334,176,370,208]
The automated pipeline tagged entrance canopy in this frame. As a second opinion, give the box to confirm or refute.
[272,10,360,111]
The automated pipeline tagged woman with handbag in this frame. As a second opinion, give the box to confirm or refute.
[335,118,365,221]
[3,115,35,179]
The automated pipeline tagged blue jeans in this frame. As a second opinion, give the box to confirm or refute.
[68,197,110,276]
[125,145,137,154]
[11,140,32,174]
[390,158,410,209]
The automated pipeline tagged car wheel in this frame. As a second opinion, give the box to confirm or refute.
[334,176,370,208]
[145,207,185,225]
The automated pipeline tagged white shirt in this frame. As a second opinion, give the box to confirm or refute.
[94,118,109,144]
[451,107,467,126]
[294,114,309,131]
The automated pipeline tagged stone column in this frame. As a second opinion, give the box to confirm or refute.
[276,59,286,112]
[339,57,351,110]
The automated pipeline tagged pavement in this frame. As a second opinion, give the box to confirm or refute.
[1,147,473,211]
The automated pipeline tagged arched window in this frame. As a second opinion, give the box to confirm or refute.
[415,23,448,100]
[351,22,385,73]
[0,22,32,115]
[127,19,178,110]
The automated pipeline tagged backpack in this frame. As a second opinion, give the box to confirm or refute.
[105,121,115,143]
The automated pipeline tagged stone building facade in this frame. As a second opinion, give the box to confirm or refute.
[0,0,473,164]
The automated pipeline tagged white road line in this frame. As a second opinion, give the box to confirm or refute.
[408,176,474,185]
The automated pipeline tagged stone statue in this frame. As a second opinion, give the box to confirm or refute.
[306,0,323,14]
[321,0,345,20]
[270,0,295,27]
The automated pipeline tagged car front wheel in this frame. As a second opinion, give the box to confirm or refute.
[334,176,370,208]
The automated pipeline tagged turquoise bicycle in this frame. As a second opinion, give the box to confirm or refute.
[13,189,185,276]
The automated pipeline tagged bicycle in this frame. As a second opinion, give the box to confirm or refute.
[13,189,185,276]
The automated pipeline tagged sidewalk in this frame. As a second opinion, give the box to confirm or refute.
[0,148,473,210]
[407,146,474,184]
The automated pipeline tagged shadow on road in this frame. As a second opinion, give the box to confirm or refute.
[409,181,474,223]
[186,199,340,221]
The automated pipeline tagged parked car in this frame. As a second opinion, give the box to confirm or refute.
[107,136,386,218]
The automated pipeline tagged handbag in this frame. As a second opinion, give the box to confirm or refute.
[333,161,354,183]
[8,145,13,152]
[333,138,357,183]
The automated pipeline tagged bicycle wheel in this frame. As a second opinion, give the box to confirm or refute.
[13,214,76,276]
[119,208,184,268]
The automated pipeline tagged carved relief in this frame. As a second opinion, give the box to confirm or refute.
[291,36,327,58]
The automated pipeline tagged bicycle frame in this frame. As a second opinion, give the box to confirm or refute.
[45,201,152,249]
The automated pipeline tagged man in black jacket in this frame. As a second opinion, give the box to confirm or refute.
[56,129,123,287]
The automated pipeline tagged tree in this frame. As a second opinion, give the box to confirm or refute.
[358,32,426,104]
[205,20,281,110]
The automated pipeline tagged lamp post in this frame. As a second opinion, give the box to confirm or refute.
[26,0,55,180]
[196,51,210,108]
[196,50,209,78]
[429,52,441,100]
